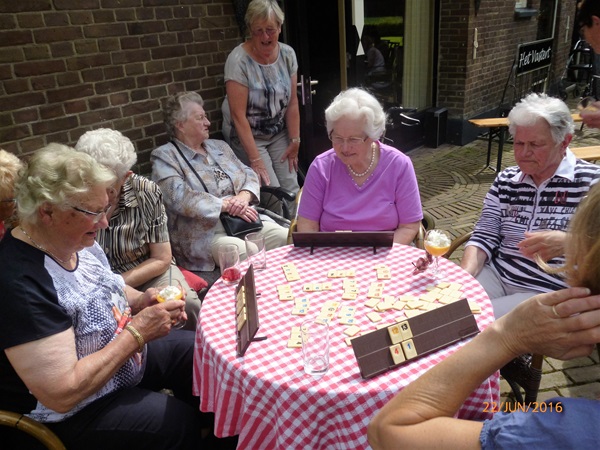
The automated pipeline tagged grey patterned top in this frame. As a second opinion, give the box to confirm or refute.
[222,42,298,138]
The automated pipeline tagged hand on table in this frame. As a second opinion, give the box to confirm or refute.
[250,158,271,186]
[517,230,566,262]
[495,287,600,361]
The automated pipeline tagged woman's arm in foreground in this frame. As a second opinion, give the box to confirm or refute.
[368,287,600,450]
[5,300,182,413]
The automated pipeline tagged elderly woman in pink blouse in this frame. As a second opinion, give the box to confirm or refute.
[297,88,423,244]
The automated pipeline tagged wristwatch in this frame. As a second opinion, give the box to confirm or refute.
[290,137,301,144]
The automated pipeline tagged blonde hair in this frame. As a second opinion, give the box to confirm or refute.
[16,144,115,225]
[539,183,600,294]
[0,149,24,199]
[562,183,600,294]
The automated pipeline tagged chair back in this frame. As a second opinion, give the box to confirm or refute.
[414,211,436,249]
[0,410,66,449]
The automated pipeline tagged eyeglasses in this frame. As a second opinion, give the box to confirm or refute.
[71,204,112,224]
[329,134,368,147]
[412,253,433,274]
[251,27,279,37]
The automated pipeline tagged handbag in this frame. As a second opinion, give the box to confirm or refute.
[219,212,263,237]
[171,140,263,238]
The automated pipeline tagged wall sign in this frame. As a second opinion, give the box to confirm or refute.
[516,38,553,75]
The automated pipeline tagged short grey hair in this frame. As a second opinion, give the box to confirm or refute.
[16,144,115,225]
[75,128,137,179]
[508,93,574,145]
[325,88,387,140]
[245,0,285,32]
[163,91,205,139]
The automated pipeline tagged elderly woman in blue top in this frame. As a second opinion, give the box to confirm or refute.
[461,93,600,318]
[151,91,288,272]
[221,0,300,199]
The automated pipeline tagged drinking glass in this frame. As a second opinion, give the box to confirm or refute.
[245,232,267,271]
[300,318,330,377]
[156,279,186,329]
[219,244,243,285]
[424,229,451,280]
[577,96,600,112]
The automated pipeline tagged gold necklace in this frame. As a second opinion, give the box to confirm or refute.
[348,143,376,178]
[19,227,74,265]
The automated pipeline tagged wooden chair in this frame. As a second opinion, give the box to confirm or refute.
[444,231,544,405]
[414,211,436,250]
[287,188,302,244]
[0,410,66,449]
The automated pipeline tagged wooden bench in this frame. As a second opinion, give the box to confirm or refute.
[571,145,600,161]
[469,113,583,172]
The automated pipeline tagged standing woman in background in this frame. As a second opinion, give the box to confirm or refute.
[222,0,300,202]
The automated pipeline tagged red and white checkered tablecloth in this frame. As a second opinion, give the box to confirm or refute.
[193,244,499,450]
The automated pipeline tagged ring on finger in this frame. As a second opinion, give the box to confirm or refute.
[552,304,561,318]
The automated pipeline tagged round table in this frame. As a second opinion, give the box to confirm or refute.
[193,244,499,449]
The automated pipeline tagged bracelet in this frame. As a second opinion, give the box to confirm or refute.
[124,324,145,353]
[250,157,262,163]
[290,137,301,144]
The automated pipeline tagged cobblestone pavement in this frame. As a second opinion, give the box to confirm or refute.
[407,104,600,404]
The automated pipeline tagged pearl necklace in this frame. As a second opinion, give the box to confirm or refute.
[347,143,376,178]
[19,227,74,265]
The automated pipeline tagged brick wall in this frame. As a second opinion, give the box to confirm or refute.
[0,0,243,175]
[439,0,578,120]
[0,0,585,166]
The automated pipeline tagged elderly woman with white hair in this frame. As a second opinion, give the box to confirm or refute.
[297,87,423,244]
[75,128,202,331]
[461,93,600,318]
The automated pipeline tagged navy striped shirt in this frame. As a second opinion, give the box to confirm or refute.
[468,151,600,292]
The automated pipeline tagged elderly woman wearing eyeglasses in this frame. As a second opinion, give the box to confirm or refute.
[0,144,211,448]
[221,0,300,204]
[0,149,24,241]
[297,88,423,245]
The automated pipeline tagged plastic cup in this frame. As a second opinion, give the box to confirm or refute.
[245,232,267,271]
[218,244,242,285]
[300,318,330,377]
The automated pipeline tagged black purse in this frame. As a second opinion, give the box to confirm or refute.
[171,140,263,238]
[219,212,263,237]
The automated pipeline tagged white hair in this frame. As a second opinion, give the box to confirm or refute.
[508,93,574,145]
[75,128,137,178]
[325,88,387,140]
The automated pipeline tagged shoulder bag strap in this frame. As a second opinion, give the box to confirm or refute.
[170,140,208,193]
